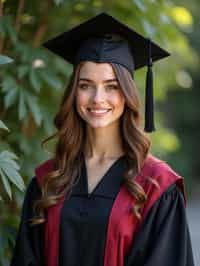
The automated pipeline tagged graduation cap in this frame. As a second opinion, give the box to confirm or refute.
[43,12,170,132]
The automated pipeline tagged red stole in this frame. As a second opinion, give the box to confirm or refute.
[35,154,185,266]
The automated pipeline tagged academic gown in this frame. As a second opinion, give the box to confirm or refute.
[10,155,194,266]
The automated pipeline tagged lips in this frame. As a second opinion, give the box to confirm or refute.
[87,108,111,115]
[87,107,111,111]
[89,109,110,113]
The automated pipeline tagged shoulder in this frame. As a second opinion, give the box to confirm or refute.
[159,182,184,203]
[143,153,185,192]
[138,183,186,236]
[143,153,181,179]
[148,183,186,225]
[137,153,186,210]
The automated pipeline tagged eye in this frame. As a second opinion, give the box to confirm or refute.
[78,83,89,90]
[106,84,119,90]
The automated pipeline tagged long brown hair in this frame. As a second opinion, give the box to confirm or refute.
[30,62,151,226]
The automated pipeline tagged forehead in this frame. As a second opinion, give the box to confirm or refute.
[79,61,116,81]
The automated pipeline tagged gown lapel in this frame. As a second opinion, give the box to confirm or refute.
[71,155,127,198]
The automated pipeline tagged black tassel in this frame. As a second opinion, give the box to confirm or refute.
[144,39,155,132]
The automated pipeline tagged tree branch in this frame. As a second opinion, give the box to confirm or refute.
[32,0,52,47]
[33,22,47,47]
[15,0,25,33]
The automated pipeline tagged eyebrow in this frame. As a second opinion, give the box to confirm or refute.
[78,78,118,84]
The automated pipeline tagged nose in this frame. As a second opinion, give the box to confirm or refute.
[92,86,105,103]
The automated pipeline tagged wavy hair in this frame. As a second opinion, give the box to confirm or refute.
[30,62,152,226]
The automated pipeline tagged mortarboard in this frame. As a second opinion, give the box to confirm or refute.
[43,12,170,132]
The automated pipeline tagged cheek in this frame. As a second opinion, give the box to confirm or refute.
[110,93,125,111]
[76,92,89,107]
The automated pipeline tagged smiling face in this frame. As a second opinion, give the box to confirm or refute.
[75,61,125,129]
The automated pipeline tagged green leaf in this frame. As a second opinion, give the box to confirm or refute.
[18,65,29,78]
[0,120,9,131]
[18,90,27,120]
[4,86,18,109]
[0,150,23,196]
[54,57,69,76]
[26,94,42,125]
[2,76,17,93]
[0,150,18,160]
[0,55,13,65]
[29,68,42,92]
[42,107,54,134]
[39,70,62,90]
[15,42,30,62]
[0,168,12,199]
[0,161,25,191]
[0,151,20,170]
[5,19,17,43]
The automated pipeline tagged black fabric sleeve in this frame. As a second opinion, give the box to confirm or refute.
[10,177,44,266]
[124,184,195,266]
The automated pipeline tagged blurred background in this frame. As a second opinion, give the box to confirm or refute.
[0,0,199,265]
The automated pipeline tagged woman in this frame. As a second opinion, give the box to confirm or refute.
[10,12,194,266]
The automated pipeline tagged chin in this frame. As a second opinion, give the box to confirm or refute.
[85,118,118,129]
[87,122,110,128]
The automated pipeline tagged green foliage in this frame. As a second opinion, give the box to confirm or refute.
[0,55,13,65]
[0,118,25,264]
[0,56,25,203]
[0,120,9,131]
[0,150,25,199]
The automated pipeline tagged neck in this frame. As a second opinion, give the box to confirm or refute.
[84,123,124,161]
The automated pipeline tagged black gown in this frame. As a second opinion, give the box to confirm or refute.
[10,156,194,266]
